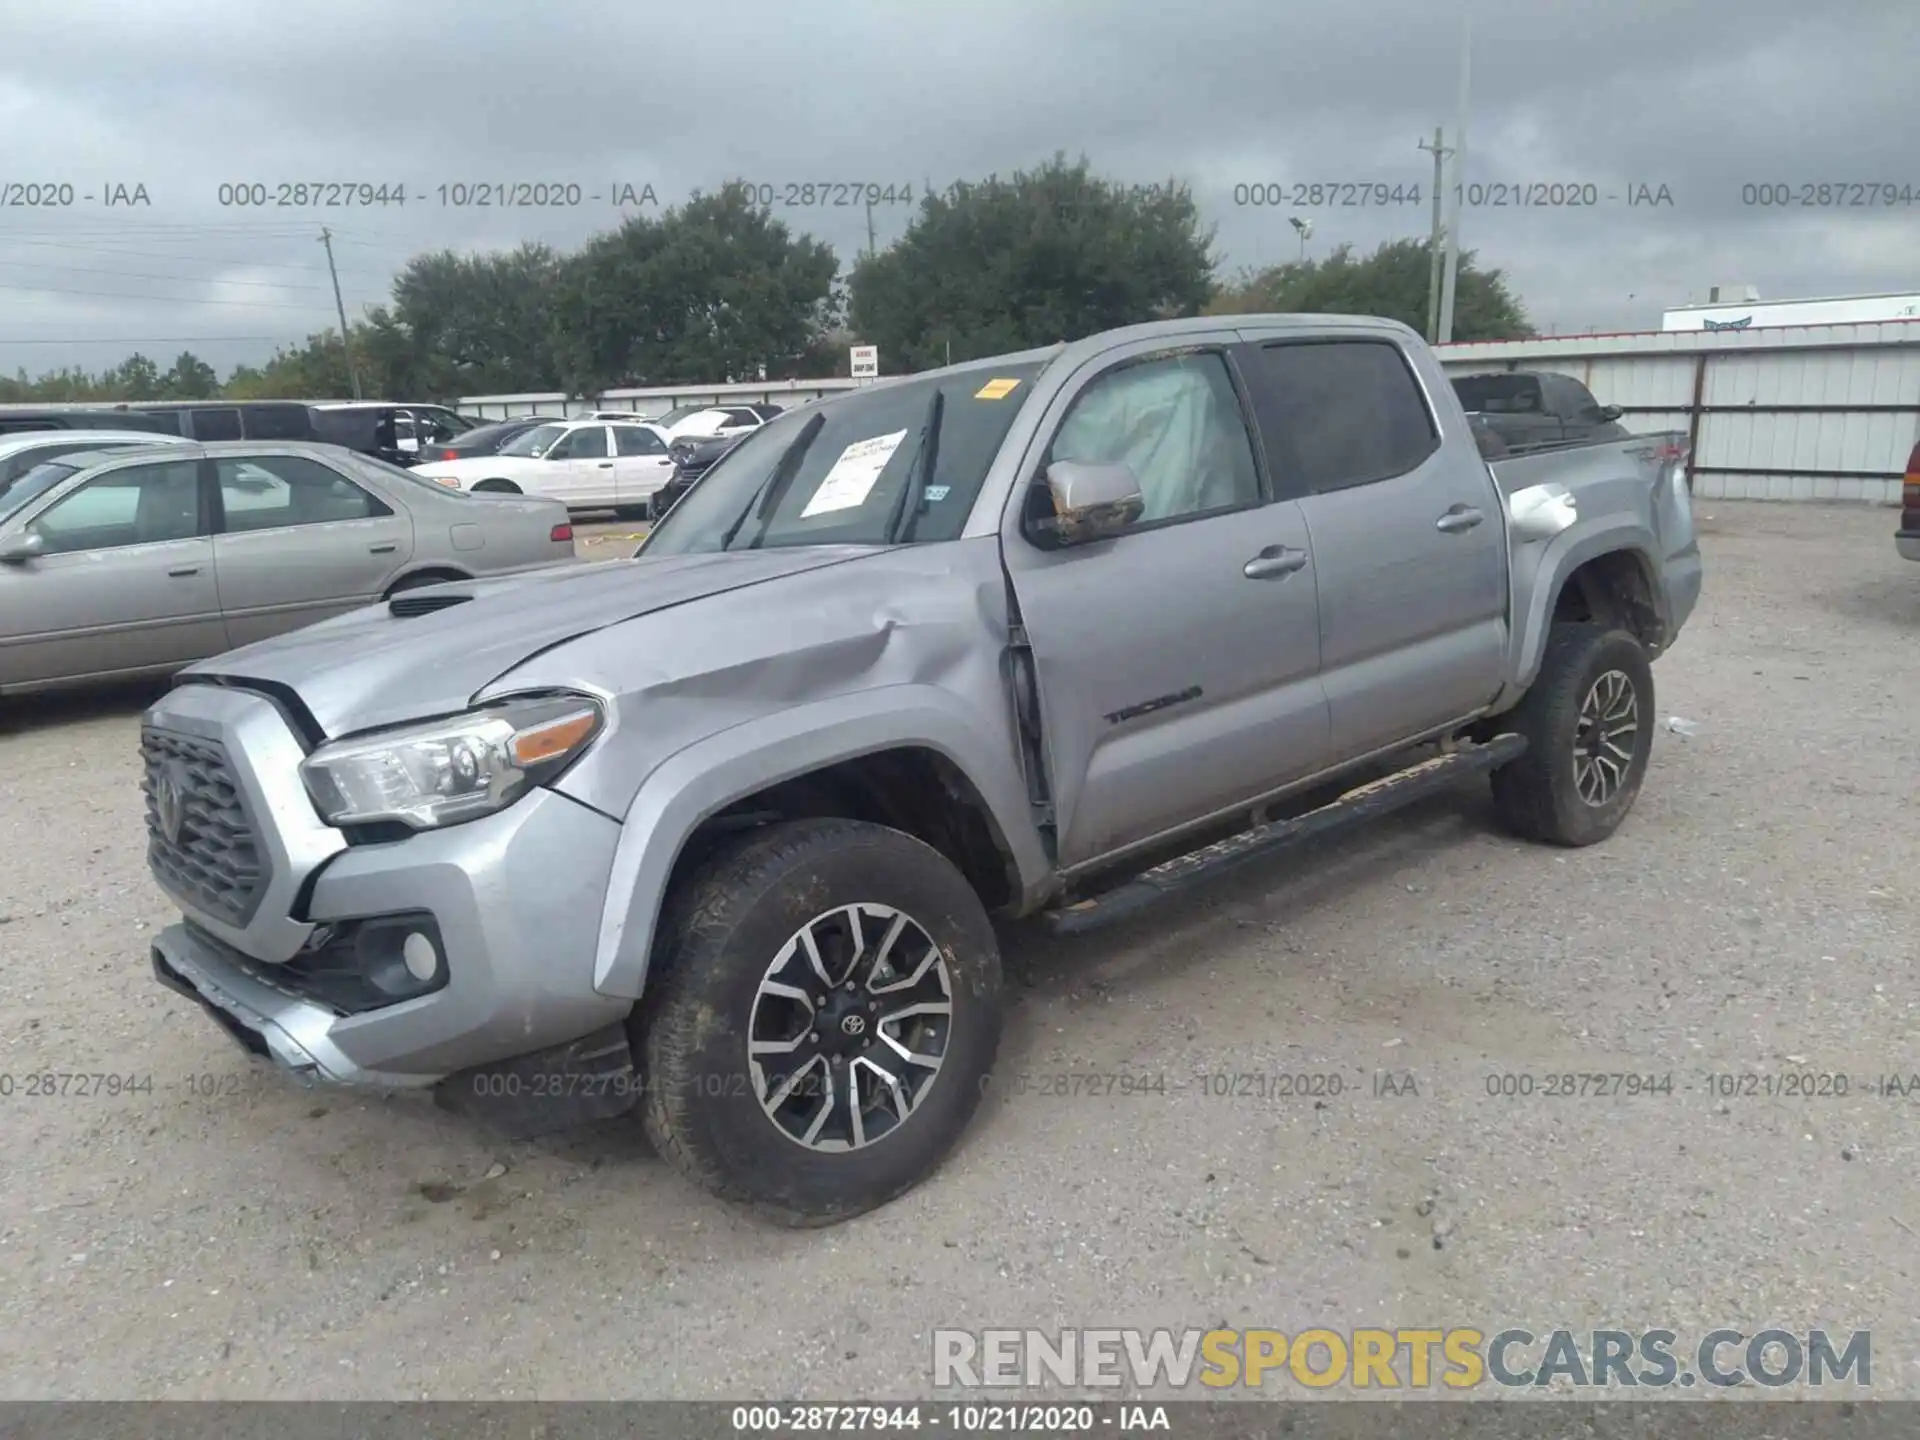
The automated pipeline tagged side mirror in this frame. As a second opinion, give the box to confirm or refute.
[0,531,46,564]
[1036,461,1145,547]
[1597,404,1623,422]
[1507,482,1578,542]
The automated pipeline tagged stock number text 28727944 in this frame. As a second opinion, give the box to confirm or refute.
[1234,181,1422,207]
[730,181,918,207]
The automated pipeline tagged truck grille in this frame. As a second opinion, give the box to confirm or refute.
[141,727,267,927]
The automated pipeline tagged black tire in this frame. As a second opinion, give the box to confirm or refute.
[634,818,1003,1226]
[1489,623,1655,847]
[471,479,521,494]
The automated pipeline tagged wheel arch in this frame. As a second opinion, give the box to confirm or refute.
[1499,524,1666,710]
[590,691,1054,1001]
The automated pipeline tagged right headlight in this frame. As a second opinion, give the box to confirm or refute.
[300,693,604,830]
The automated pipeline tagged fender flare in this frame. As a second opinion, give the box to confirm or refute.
[589,685,1051,999]
[1499,518,1663,708]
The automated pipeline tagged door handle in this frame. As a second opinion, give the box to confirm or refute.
[368,543,397,554]
[596,461,614,469]
[1242,545,1308,580]
[166,565,200,577]
[1435,505,1485,533]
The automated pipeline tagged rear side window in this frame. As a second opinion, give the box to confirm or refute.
[615,426,665,456]
[1246,340,1439,494]
[190,408,244,441]
[1452,373,1543,415]
[216,454,392,531]
[242,405,314,440]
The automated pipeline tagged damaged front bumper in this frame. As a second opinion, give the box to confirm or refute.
[143,682,642,1129]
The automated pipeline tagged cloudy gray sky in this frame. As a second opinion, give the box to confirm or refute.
[3,0,1915,384]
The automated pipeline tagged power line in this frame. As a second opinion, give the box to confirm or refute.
[0,336,287,345]
[0,234,392,278]
[0,279,341,312]
[0,257,341,293]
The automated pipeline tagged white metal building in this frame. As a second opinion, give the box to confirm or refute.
[1663,289,1920,333]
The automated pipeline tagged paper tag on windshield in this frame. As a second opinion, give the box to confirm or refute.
[975,378,1022,400]
[800,429,909,517]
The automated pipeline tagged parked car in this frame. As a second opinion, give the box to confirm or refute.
[0,441,575,695]
[414,417,559,466]
[0,428,194,493]
[122,400,320,443]
[138,315,1701,1225]
[98,400,483,467]
[1900,439,1920,561]
[1450,371,1628,453]
[0,407,179,437]
[653,432,745,518]
[409,418,674,515]
[649,404,767,442]
[307,402,482,466]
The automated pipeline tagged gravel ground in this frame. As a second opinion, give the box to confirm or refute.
[0,500,1914,1401]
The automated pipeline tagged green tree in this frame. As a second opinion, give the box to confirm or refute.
[163,351,220,399]
[550,184,839,393]
[847,154,1215,371]
[390,243,566,395]
[109,352,163,400]
[1205,237,1534,342]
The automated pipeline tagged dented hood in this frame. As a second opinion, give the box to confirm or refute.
[183,548,875,738]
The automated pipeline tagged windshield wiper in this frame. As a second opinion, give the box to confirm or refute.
[718,412,825,551]
[883,389,944,546]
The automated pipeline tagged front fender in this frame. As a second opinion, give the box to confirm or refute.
[1496,517,1663,711]
[589,685,1052,1000]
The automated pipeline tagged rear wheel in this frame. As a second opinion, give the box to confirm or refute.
[1489,622,1654,846]
[635,818,1003,1226]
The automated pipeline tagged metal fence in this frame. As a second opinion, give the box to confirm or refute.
[457,378,862,422]
[462,320,1920,505]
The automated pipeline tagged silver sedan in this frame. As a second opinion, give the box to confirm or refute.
[0,441,579,694]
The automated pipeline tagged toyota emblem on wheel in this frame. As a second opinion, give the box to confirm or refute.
[840,1014,866,1036]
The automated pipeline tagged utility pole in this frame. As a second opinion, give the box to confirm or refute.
[864,197,878,258]
[318,227,363,400]
[1418,127,1453,342]
[1437,13,1472,344]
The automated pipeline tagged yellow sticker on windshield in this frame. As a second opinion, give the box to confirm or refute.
[974,378,1022,400]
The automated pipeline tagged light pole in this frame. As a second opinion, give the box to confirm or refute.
[1437,12,1472,343]
[1288,215,1313,263]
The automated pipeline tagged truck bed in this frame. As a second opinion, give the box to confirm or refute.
[1487,429,1689,497]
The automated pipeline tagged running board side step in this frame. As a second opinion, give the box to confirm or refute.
[1039,733,1528,937]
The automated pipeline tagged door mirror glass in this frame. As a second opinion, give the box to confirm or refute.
[1035,460,1145,547]
[0,531,46,562]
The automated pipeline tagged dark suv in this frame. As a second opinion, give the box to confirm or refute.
[0,407,178,436]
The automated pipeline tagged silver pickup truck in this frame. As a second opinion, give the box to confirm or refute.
[140,315,1702,1224]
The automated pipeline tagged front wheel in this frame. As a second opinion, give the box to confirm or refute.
[635,818,1003,1226]
[1489,623,1655,846]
